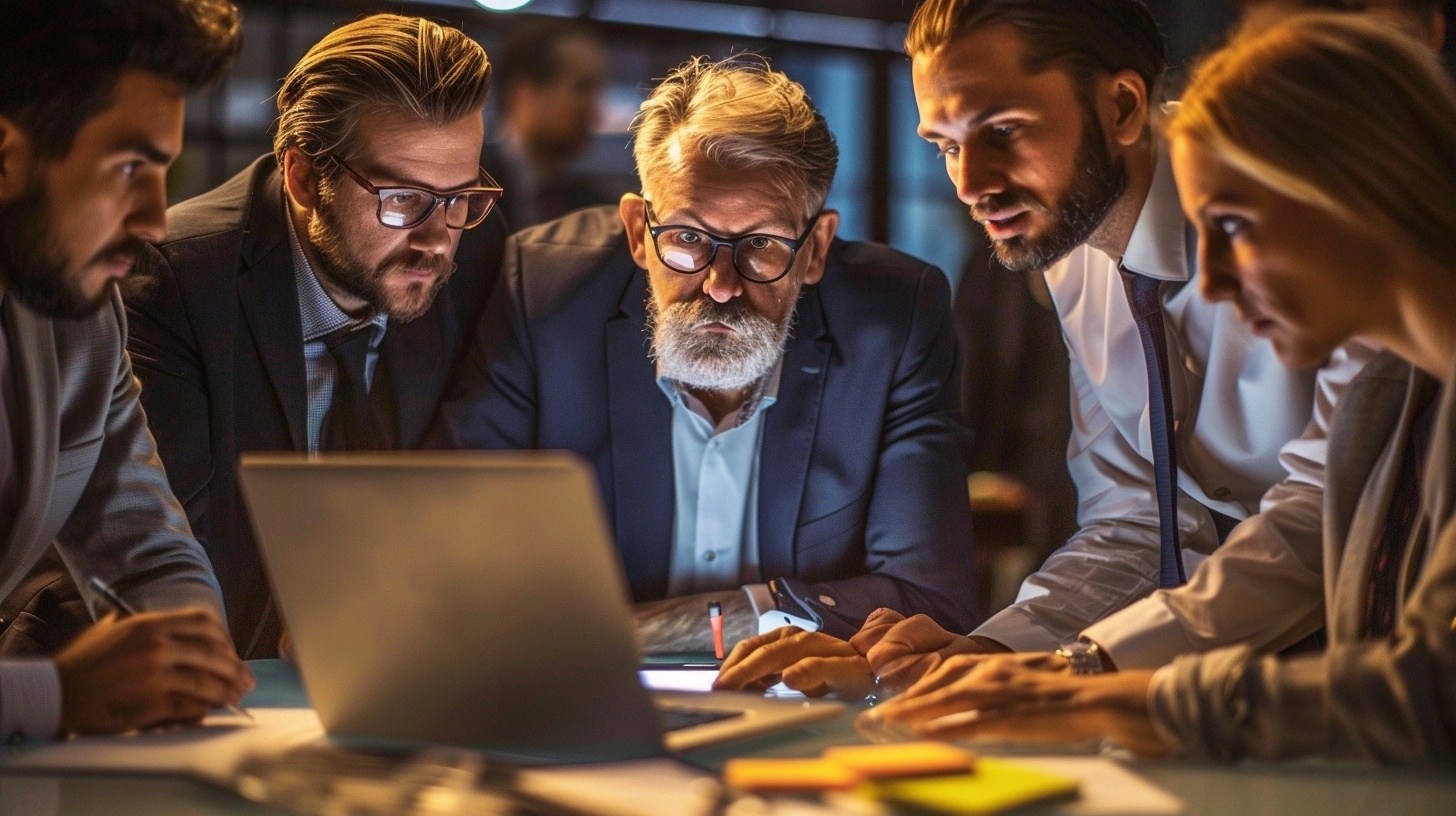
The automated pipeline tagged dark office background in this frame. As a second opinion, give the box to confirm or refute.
[172,0,1438,283]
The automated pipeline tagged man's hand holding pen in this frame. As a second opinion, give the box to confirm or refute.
[53,581,253,736]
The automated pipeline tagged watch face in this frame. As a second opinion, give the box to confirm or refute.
[1058,642,1102,675]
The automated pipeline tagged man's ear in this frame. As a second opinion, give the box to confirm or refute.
[282,147,323,213]
[1103,69,1150,149]
[619,193,650,269]
[800,209,840,286]
[0,114,35,202]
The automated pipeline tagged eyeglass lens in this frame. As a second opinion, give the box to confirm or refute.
[379,189,494,229]
[655,228,793,281]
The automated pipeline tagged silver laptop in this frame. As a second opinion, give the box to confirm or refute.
[238,451,842,762]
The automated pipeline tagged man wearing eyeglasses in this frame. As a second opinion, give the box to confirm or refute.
[431,56,976,657]
[117,14,507,657]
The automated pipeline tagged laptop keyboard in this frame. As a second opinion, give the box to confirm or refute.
[658,704,743,732]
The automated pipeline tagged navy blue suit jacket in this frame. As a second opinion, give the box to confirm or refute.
[430,206,976,636]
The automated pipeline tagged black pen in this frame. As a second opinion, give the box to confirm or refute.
[88,576,253,720]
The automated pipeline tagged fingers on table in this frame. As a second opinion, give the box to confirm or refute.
[874,659,1067,725]
[863,614,950,668]
[848,608,906,653]
[871,653,941,695]
[780,655,874,699]
[714,628,852,691]
[911,702,1094,742]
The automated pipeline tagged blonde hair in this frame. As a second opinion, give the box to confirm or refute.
[630,55,838,219]
[1169,12,1456,266]
[273,13,490,166]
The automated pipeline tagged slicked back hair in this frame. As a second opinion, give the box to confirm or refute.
[0,0,241,161]
[905,0,1166,102]
[273,14,491,169]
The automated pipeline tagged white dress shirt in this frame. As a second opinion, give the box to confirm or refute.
[973,148,1371,657]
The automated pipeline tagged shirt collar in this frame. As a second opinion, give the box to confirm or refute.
[1118,142,1193,284]
[285,201,387,342]
[657,356,783,432]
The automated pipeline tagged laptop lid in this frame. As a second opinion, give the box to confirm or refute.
[238,451,663,762]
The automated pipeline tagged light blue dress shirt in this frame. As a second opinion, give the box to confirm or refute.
[658,364,780,606]
[285,209,388,452]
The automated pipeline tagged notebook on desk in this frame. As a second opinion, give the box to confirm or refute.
[238,451,842,762]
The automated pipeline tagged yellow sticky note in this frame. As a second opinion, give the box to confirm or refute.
[823,741,977,778]
[723,758,862,792]
[868,758,1078,815]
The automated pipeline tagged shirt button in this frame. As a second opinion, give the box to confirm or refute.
[703,551,717,562]
[818,595,836,607]
[1212,487,1232,499]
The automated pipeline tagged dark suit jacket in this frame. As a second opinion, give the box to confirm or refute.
[430,206,977,637]
[121,155,507,657]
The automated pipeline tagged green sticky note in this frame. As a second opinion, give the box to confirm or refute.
[868,758,1079,815]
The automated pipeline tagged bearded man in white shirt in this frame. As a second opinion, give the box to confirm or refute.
[715,0,1370,698]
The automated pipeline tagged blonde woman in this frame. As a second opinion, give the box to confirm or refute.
[863,12,1456,763]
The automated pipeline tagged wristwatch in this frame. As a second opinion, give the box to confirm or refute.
[1055,639,1105,675]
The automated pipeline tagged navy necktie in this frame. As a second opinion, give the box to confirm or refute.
[1125,269,1186,588]
[320,324,390,451]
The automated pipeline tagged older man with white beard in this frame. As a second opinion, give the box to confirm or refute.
[431,55,976,656]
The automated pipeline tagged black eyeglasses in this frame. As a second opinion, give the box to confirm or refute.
[644,201,820,284]
[331,157,503,230]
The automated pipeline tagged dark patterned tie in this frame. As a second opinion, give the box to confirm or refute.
[1125,269,1186,588]
[320,324,388,451]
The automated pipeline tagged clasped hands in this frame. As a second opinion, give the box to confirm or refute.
[712,608,1168,756]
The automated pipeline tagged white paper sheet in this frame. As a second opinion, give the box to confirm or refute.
[0,707,324,784]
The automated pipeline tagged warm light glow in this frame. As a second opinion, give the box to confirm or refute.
[473,0,534,10]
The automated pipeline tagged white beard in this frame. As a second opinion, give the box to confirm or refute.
[648,294,792,391]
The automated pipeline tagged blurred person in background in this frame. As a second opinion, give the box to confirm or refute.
[481,18,616,230]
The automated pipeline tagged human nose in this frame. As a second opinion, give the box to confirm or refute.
[950,143,1006,206]
[127,172,168,244]
[702,243,744,303]
[408,200,453,255]
[1197,236,1241,304]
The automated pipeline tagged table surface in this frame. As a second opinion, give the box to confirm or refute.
[2,660,1453,815]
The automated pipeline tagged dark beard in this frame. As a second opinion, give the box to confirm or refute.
[978,112,1128,273]
[0,176,137,319]
[306,194,456,323]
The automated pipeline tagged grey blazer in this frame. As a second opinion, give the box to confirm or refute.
[1151,351,1456,764]
[0,289,222,625]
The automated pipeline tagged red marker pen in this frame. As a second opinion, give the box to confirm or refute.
[709,601,725,660]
